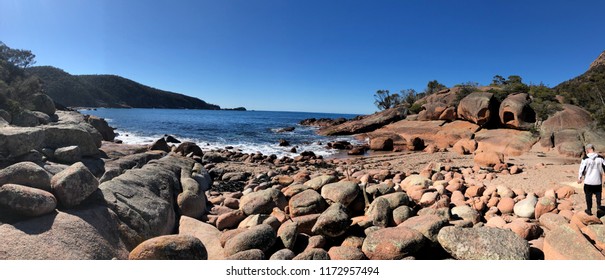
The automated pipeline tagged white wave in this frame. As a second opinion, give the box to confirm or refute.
[114,129,364,158]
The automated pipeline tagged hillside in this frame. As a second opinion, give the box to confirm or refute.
[555,50,605,123]
[27,66,221,110]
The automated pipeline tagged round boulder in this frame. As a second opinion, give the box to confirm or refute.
[361,226,425,260]
[223,224,276,257]
[0,184,57,217]
[0,161,52,192]
[50,162,99,208]
[514,195,538,219]
[289,189,326,217]
[128,235,208,260]
[320,181,359,206]
[311,202,350,237]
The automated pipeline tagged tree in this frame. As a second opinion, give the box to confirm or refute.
[425,80,446,95]
[491,75,505,86]
[374,90,404,110]
[0,41,36,68]
[402,89,419,105]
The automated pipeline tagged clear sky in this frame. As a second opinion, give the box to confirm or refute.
[1,0,604,114]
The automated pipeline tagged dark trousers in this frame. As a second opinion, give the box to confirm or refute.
[584,184,602,212]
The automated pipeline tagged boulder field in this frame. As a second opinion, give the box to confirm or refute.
[301,89,605,162]
[1,107,604,260]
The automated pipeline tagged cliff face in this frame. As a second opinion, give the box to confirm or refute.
[27,66,220,110]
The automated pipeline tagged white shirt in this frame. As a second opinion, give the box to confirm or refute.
[579,152,605,185]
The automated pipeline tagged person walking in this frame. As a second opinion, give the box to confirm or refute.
[577,144,605,215]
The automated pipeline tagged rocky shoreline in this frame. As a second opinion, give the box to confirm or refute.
[1,105,604,260]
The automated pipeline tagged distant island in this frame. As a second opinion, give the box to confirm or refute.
[27,66,225,110]
[222,107,247,111]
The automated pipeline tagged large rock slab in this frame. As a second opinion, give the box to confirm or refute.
[42,124,102,156]
[368,120,479,149]
[541,104,592,134]
[0,206,128,259]
[179,216,225,260]
[475,129,538,156]
[100,155,193,249]
[0,126,45,157]
[318,106,407,136]
[437,226,530,260]
[543,224,605,260]
[361,226,426,260]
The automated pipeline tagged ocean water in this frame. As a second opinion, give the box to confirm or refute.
[79,108,365,157]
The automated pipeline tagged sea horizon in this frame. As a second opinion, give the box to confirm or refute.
[77,106,368,117]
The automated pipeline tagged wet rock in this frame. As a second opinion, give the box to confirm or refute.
[175,142,203,157]
[149,137,171,152]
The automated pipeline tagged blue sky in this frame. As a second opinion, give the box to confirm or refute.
[1,0,604,114]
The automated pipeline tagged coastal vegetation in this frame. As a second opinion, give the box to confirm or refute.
[27,66,220,110]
